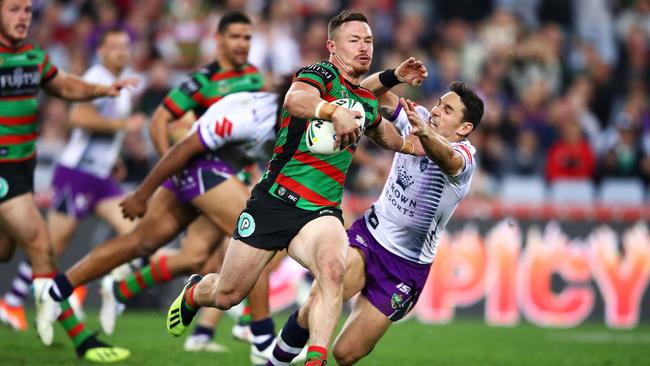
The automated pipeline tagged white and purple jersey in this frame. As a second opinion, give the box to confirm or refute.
[365,105,476,264]
[193,91,278,170]
[58,64,138,178]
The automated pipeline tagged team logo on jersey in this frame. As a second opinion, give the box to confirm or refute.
[237,212,255,237]
[390,293,404,309]
[0,177,8,198]
[0,57,4,66]
[420,157,429,172]
[396,166,414,190]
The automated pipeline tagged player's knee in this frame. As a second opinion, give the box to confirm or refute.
[333,343,373,366]
[316,254,345,288]
[333,347,360,366]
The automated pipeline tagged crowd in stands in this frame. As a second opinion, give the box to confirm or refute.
[31,0,650,206]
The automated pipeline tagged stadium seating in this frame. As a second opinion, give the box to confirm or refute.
[549,179,595,205]
[598,178,645,206]
[500,175,546,204]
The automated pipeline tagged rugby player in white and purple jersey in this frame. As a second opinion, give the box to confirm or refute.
[266,81,484,366]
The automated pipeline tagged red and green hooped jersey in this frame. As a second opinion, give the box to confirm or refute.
[257,61,381,211]
[0,42,58,162]
[162,61,264,119]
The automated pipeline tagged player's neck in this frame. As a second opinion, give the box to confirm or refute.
[215,55,240,71]
[330,54,361,84]
[0,32,24,50]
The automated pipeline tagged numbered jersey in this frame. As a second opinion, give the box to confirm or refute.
[194,91,278,169]
[366,105,476,264]
[58,64,137,178]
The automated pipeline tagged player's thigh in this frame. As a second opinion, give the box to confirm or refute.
[46,210,80,256]
[217,237,276,298]
[0,230,16,262]
[0,193,48,247]
[180,215,224,265]
[287,215,348,280]
[332,294,392,365]
[94,196,138,235]
[191,176,249,234]
[133,188,198,247]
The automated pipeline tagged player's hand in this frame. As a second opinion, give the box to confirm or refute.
[395,57,428,86]
[331,107,362,149]
[120,192,147,220]
[400,98,429,137]
[106,77,140,97]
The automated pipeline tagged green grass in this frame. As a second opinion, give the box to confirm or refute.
[1,310,648,366]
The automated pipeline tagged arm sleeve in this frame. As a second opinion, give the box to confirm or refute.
[40,53,59,84]
[196,103,252,151]
[451,141,476,178]
[163,72,208,118]
[293,63,336,98]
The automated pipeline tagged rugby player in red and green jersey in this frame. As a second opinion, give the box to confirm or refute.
[165,10,427,366]
[0,0,136,362]
[149,11,264,156]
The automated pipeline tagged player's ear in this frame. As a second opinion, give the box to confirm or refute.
[326,39,336,54]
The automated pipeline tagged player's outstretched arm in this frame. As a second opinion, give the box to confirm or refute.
[43,69,139,101]
[361,57,428,95]
[69,103,146,133]
[120,132,206,220]
[284,81,360,148]
[401,98,464,176]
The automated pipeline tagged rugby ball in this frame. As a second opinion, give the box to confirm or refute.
[305,98,366,155]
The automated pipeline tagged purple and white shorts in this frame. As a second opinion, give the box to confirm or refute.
[347,217,431,321]
[161,157,236,203]
[50,165,123,219]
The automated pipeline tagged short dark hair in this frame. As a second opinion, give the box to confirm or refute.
[327,10,368,39]
[217,11,252,34]
[449,81,484,131]
[98,28,128,47]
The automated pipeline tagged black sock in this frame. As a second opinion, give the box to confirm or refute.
[250,317,276,351]
[48,274,74,301]
[192,325,214,339]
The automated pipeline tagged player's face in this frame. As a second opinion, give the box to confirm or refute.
[0,0,32,45]
[330,21,373,76]
[99,32,131,70]
[217,23,252,68]
[429,92,472,140]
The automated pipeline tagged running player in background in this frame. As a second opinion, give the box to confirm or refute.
[146,10,266,353]
[0,0,134,362]
[165,10,427,366]
[266,81,484,366]
[1,28,144,330]
[42,83,288,360]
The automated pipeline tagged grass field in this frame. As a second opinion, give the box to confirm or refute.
[1,310,648,366]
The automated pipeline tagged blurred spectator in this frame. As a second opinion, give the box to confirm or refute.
[615,0,650,40]
[503,128,545,176]
[546,121,595,182]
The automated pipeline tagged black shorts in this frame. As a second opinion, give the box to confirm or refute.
[0,159,35,203]
[233,188,344,251]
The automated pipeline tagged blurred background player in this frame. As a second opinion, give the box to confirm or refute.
[0,0,134,362]
[1,27,144,329]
